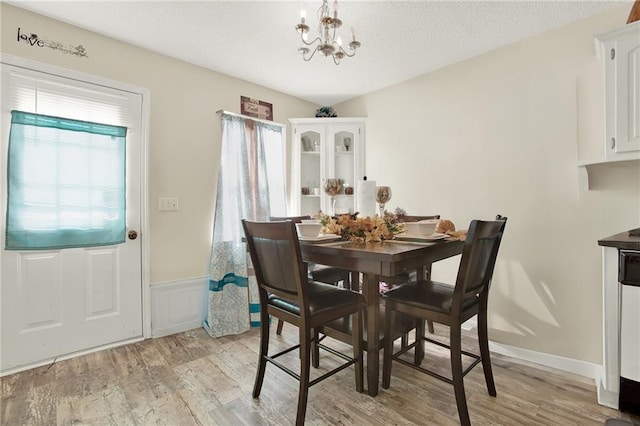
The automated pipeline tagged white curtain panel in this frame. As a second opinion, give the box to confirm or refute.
[204,113,285,338]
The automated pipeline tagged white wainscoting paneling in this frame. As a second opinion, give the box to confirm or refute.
[150,276,208,338]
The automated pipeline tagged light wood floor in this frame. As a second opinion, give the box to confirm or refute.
[2,323,639,426]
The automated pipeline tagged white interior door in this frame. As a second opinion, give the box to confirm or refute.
[0,60,144,374]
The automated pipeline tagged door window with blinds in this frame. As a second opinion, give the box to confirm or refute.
[3,67,137,250]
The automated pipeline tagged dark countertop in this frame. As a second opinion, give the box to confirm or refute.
[598,230,640,250]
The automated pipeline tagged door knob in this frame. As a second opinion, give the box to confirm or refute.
[128,230,138,240]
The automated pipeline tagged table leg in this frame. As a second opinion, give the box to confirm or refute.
[363,272,380,396]
[349,271,360,292]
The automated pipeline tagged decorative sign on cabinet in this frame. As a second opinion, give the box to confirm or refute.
[289,118,366,217]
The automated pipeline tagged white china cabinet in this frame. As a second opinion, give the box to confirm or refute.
[289,118,365,217]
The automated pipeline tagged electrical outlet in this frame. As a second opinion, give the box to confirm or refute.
[158,197,178,212]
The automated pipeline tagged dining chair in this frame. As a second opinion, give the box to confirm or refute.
[382,216,507,426]
[243,219,364,426]
[269,215,352,335]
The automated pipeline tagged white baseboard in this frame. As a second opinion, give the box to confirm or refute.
[489,340,602,380]
[150,276,209,338]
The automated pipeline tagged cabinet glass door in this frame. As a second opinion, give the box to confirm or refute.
[300,130,321,216]
[331,129,356,215]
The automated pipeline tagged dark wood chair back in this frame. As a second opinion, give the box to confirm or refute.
[243,220,308,310]
[452,219,506,317]
[266,214,352,335]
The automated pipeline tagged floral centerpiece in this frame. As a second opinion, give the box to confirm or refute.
[319,212,406,243]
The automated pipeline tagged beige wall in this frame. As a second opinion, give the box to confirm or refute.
[336,5,640,364]
[1,4,317,284]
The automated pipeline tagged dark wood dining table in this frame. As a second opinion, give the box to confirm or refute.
[300,237,464,396]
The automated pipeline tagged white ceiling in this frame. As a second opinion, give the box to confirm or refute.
[7,1,630,105]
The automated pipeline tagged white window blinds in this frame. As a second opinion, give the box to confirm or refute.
[2,65,139,250]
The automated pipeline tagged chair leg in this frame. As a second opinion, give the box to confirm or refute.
[450,324,471,426]
[414,318,426,365]
[312,328,320,368]
[382,304,394,389]
[343,273,351,290]
[478,306,497,396]
[252,308,271,398]
[401,332,408,349]
[276,319,284,335]
[353,308,364,392]
[350,271,360,292]
[296,326,312,426]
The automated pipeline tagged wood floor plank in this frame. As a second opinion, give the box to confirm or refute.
[2,324,640,426]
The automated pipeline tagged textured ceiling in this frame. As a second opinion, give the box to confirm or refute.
[7,1,630,105]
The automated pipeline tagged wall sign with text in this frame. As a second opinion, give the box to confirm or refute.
[16,27,88,58]
[241,96,273,121]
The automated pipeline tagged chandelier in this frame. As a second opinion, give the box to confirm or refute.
[295,0,361,65]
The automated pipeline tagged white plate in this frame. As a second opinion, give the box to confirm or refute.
[299,234,341,242]
[395,233,446,241]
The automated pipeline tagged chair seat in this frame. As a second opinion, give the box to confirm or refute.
[384,280,478,314]
[380,271,411,286]
[322,303,416,344]
[310,264,350,285]
[269,281,361,318]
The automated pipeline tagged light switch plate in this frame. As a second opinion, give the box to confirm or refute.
[158,197,178,211]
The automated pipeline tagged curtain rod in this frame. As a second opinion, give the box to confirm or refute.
[216,109,285,128]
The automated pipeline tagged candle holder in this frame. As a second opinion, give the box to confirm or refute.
[324,178,341,215]
[375,186,392,217]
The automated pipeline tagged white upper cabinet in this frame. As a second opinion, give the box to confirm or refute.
[289,118,365,217]
[596,21,640,159]
[578,22,640,190]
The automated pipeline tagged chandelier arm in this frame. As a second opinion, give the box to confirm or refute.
[338,47,356,58]
[300,34,323,47]
[303,47,320,62]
